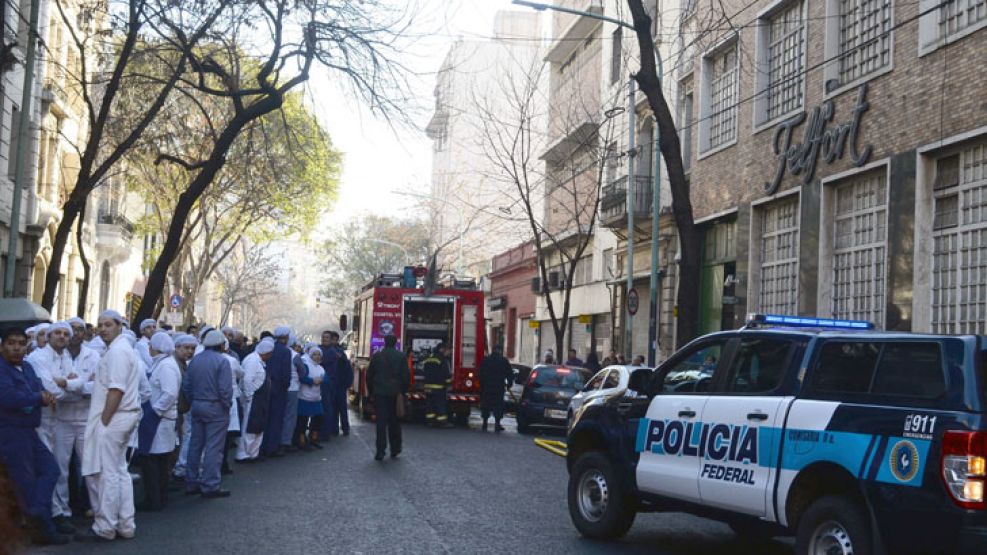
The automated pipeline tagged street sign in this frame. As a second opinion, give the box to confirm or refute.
[165,311,183,326]
[169,294,183,309]
[529,320,540,328]
[627,288,640,316]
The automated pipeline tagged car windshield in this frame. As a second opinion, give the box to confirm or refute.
[531,366,592,390]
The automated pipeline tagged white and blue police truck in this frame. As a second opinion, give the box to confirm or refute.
[565,314,987,555]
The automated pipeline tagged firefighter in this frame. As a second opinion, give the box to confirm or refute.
[478,345,513,432]
[422,342,452,427]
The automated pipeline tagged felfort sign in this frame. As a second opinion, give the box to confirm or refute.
[765,84,873,195]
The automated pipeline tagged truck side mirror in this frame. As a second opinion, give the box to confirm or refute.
[339,314,348,331]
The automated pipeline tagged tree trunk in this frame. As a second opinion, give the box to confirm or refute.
[75,202,91,317]
[41,192,87,310]
[134,95,285,328]
[625,0,701,347]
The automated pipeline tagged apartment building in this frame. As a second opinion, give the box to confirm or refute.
[673,0,987,334]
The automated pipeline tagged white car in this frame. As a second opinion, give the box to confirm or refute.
[568,365,653,421]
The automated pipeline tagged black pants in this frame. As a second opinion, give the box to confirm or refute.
[425,389,448,424]
[139,454,170,510]
[481,395,505,422]
[295,415,323,441]
[374,395,402,456]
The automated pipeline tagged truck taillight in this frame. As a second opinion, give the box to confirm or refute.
[942,430,987,509]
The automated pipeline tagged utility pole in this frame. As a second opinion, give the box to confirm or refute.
[624,78,636,360]
[3,0,41,297]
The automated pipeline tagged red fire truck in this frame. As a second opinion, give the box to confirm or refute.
[348,270,485,424]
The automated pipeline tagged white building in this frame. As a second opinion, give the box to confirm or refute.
[1,0,147,321]
[426,10,545,278]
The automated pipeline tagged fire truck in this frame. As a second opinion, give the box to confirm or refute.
[348,269,485,424]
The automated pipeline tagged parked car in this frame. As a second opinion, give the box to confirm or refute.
[516,364,592,434]
[567,365,654,422]
[505,363,532,412]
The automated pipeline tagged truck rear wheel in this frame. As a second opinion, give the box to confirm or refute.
[567,451,636,540]
[795,494,871,555]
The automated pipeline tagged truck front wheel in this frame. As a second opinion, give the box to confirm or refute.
[795,494,872,555]
[567,451,636,540]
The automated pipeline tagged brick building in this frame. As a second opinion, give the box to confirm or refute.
[487,241,539,366]
[670,0,987,335]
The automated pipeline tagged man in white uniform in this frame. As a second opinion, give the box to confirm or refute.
[25,323,72,452]
[134,319,157,371]
[51,318,99,530]
[235,338,275,462]
[76,310,143,543]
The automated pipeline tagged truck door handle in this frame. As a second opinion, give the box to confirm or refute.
[747,412,769,421]
[678,410,696,418]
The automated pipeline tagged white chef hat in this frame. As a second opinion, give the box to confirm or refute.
[65,316,86,328]
[273,326,291,338]
[99,310,126,324]
[256,338,276,355]
[202,329,226,347]
[46,321,72,338]
[306,345,322,357]
[139,318,157,331]
[174,333,198,347]
[150,331,175,355]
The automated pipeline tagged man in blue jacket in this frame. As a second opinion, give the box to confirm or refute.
[320,331,352,437]
[261,326,292,457]
[0,326,69,545]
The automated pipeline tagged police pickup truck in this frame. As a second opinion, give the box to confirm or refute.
[565,314,987,555]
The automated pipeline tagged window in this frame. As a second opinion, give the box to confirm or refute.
[809,341,880,394]
[759,1,805,123]
[871,343,945,398]
[583,370,607,392]
[660,340,726,393]
[610,28,623,84]
[809,341,946,400]
[920,0,987,52]
[701,42,739,152]
[725,338,793,393]
[835,0,892,86]
[932,141,987,334]
[603,370,620,389]
[756,197,800,314]
[831,171,887,326]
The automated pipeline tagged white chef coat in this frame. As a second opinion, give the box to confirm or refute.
[82,334,142,476]
[147,354,181,454]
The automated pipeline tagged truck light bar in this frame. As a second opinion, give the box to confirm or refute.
[746,313,875,330]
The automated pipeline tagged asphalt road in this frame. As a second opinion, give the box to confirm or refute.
[34,411,796,555]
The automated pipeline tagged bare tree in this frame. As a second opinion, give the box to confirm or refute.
[133,0,417,327]
[476,56,620,359]
[213,241,282,326]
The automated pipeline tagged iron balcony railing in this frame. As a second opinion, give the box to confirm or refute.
[601,175,653,223]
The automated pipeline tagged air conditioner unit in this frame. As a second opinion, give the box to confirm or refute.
[548,271,561,289]
[531,277,542,293]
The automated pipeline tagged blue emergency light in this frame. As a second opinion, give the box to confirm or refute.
[747,313,875,330]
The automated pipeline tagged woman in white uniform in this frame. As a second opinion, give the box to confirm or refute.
[138,333,181,511]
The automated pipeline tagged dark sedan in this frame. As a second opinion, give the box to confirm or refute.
[516,364,592,434]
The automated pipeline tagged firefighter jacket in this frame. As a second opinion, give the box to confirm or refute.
[422,355,452,391]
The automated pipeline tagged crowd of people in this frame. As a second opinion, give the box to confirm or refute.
[540,347,646,371]
[0,312,352,547]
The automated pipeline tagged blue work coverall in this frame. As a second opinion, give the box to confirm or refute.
[181,349,232,493]
[261,341,292,455]
[320,346,353,436]
[0,356,59,534]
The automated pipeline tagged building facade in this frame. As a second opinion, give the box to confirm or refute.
[426,10,544,277]
[1,0,147,320]
[487,241,538,366]
[672,0,987,335]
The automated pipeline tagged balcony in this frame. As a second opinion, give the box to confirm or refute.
[95,211,134,263]
[600,175,654,239]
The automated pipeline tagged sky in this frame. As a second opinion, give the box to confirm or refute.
[305,0,525,237]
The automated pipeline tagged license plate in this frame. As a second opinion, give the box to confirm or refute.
[544,409,567,420]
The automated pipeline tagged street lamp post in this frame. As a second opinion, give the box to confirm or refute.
[512,0,663,364]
